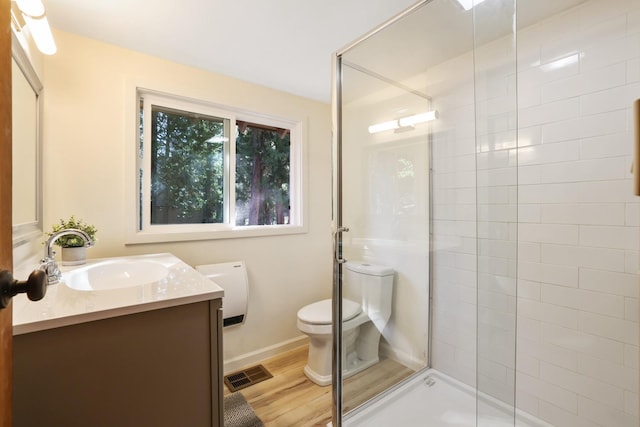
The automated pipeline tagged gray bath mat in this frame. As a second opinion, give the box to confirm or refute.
[224,392,264,427]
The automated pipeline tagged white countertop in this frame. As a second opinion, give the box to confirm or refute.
[12,253,224,335]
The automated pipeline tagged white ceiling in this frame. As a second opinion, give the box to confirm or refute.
[44,0,588,104]
[340,0,588,99]
[44,0,419,103]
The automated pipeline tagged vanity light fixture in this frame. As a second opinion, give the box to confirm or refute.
[455,0,488,11]
[368,110,438,134]
[367,119,400,134]
[14,0,57,55]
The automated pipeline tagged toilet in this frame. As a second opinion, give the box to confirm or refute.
[296,261,394,386]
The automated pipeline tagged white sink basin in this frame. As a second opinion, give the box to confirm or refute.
[63,259,169,291]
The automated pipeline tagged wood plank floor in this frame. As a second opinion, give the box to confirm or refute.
[224,345,415,426]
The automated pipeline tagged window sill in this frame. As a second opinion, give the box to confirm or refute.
[125,224,308,245]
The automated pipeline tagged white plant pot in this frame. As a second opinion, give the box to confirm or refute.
[61,246,87,266]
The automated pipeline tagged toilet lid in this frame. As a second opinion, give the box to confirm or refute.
[298,299,361,325]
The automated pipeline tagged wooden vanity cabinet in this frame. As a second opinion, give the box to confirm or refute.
[13,299,223,427]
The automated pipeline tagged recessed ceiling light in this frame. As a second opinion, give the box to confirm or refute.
[456,0,488,11]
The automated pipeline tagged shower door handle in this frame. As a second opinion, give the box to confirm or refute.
[334,227,349,264]
[634,99,640,196]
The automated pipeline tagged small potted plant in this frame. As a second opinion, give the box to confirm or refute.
[46,215,97,266]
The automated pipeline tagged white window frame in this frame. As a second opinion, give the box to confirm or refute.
[126,88,306,244]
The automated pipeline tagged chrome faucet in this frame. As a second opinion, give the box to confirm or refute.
[40,228,94,285]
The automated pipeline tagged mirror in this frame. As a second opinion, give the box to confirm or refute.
[12,34,43,247]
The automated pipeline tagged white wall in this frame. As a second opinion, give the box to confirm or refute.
[431,0,640,426]
[429,49,478,388]
[41,30,333,367]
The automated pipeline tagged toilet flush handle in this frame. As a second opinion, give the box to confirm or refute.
[334,227,349,264]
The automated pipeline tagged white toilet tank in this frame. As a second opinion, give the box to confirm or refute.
[344,261,394,330]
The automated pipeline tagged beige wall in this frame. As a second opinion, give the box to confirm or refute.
[42,29,333,364]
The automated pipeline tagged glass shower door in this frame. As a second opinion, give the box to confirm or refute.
[335,0,640,426]
[334,3,434,422]
[336,54,432,415]
[334,0,518,425]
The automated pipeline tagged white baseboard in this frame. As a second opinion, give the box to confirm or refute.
[379,341,426,372]
[224,335,309,374]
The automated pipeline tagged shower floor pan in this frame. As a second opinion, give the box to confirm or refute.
[344,369,551,427]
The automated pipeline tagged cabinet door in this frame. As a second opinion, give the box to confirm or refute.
[14,301,220,427]
[210,298,223,427]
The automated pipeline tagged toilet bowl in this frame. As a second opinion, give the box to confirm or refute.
[296,261,394,386]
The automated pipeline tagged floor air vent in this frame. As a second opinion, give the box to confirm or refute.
[224,364,273,392]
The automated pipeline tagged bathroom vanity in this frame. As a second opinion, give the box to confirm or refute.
[11,253,224,427]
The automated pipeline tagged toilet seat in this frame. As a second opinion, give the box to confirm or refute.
[297,299,360,325]
[296,261,394,386]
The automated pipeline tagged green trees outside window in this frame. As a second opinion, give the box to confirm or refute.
[235,121,290,226]
[143,101,291,228]
[150,106,226,225]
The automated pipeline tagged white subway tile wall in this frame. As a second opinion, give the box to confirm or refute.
[515,1,640,425]
[431,0,640,426]
[430,45,478,388]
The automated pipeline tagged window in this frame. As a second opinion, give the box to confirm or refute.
[131,89,304,243]
[235,121,292,226]
[148,105,228,226]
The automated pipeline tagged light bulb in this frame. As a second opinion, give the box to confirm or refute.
[398,111,438,127]
[368,120,400,134]
[456,0,488,11]
[23,14,57,55]
[15,0,44,17]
